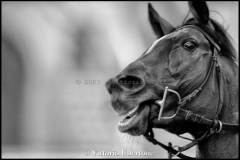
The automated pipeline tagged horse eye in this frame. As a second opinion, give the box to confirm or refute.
[183,41,197,51]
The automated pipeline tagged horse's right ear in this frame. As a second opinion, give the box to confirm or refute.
[148,3,174,38]
[188,1,209,25]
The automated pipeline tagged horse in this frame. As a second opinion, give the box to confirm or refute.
[105,1,239,158]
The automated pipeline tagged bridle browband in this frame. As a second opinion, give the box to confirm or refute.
[144,25,239,159]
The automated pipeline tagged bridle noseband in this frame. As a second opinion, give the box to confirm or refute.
[144,25,239,159]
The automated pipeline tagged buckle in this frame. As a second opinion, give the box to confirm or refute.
[216,120,223,133]
[211,119,223,134]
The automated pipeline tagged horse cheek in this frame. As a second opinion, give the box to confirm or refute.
[168,52,187,75]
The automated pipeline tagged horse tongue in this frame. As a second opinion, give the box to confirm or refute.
[149,103,160,120]
[138,104,151,134]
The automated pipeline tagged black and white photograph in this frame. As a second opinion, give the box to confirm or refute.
[2,1,239,159]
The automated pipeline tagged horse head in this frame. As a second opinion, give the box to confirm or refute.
[105,1,238,147]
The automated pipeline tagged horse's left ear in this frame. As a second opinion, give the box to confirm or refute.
[188,1,209,25]
[148,3,174,38]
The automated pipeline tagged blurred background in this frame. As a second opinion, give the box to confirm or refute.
[2,1,238,158]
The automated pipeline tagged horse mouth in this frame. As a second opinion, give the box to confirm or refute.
[116,95,178,136]
[117,100,155,136]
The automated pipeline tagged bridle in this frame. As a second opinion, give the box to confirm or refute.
[144,25,239,159]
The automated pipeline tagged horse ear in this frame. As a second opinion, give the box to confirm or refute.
[188,1,209,24]
[148,3,174,38]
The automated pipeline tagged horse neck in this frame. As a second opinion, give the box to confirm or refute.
[196,56,239,158]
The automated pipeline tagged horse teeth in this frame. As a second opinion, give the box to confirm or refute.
[118,107,139,128]
[118,114,137,128]
[121,106,138,118]
[128,107,138,116]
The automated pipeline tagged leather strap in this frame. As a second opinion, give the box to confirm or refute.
[177,109,239,132]
[144,128,196,159]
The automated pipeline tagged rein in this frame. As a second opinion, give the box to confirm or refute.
[144,25,239,159]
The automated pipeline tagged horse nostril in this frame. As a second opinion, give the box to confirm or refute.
[105,78,122,94]
[118,75,144,90]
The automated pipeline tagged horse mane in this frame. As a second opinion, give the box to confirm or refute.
[179,18,237,62]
